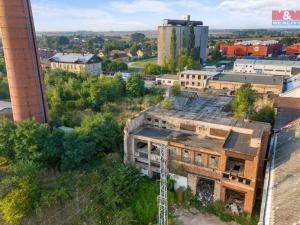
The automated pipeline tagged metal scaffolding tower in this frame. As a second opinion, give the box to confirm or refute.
[153,144,168,225]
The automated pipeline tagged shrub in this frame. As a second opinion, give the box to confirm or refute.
[161,99,174,110]
[251,106,275,124]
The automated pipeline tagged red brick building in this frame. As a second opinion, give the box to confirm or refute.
[286,44,300,55]
[220,41,282,57]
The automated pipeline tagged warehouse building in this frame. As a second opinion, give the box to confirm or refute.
[220,40,282,57]
[233,59,300,77]
[208,73,283,95]
[124,93,271,214]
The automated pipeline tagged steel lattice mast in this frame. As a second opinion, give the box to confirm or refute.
[155,144,168,225]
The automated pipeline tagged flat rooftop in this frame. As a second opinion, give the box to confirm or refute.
[157,74,178,80]
[267,125,300,224]
[235,59,300,67]
[181,70,220,77]
[0,100,11,111]
[213,72,283,85]
[148,94,270,132]
[134,126,257,156]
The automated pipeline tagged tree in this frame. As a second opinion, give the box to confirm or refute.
[168,28,177,73]
[172,81,181,96]
[14,120,51,163]
[142,63,167,75]
[0,117,15,162]
[126,74,145,97]
[77,113,122,152]
[211,43,222,61]
[55,36,70,46]
[188,26,195,58]
[61,131,97,170]
[0,77,9,99]
[130,33,146,43]
[187,56,194,69]
[0,57,6,75]
[178,48,188,71]
[130,43,140,52]
[231,83,256,118]
[251,106,275,124]
[161,99,174,110]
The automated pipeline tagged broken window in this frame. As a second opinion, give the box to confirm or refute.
[151,144,160,155]
[180,123,196,132]
[225,189,245,214]
[147,117,152,122]
[170,148,178,159]
[195,153,204,166]
[196,178,215,206]
[182,149,191,162]
[226,157,245,176]
[208,155,219,169]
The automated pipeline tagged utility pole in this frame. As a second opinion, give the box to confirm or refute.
[153,144,168,225]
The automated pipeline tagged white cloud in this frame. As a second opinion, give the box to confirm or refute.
[110,0,172,13]
[31,0,300,31]
[32,2,147,31]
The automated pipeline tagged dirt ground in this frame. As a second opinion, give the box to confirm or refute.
[174,208,238,225]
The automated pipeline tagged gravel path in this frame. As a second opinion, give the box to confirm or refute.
[174,208,237,225]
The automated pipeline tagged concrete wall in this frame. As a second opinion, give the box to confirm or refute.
[123,110,147,164]
[208,80,283,95]
[234,61,297,77]
[50,62,102,75]
[157,25,208,65]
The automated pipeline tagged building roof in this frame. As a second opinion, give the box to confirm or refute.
[0,100,11,111]
[213,72,283,85]
[49,53,100,64]
[181,70,220,77]
[274,97,300,110]
[235,59,300,67]
[234,40,279,46]
[147,94,270,132]
[134,126,257,155]
[224,131,257,155]
[157,74,178,80]
[266,125,300,224]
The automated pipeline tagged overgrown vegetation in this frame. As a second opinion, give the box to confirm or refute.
[191,200,259,225]
[250,106,275,124]
[231,83,256,118]
[0,57,9,100]
[161,99,174,110]
[231,84,275,124]
[44,69,160,127]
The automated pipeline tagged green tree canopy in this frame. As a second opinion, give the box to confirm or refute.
[231,83,256,118]
[168,28,177,73]
[130,33,146,43]
[172,81,181,96]
[251,106,275,124]
[126,74,145,97]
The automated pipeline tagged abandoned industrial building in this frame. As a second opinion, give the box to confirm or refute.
[124,93,271,214]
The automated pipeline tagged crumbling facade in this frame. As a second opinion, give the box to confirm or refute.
[124,94,271,214]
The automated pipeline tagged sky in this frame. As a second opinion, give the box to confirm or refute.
[31,0,300,31]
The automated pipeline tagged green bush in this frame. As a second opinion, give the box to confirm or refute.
[175,187,184,204]
[251,106,275,124]
[161,99,174,110]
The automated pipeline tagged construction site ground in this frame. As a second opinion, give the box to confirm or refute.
[174,208,238,225]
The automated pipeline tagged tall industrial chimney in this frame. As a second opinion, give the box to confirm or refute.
[0,0,48,123]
